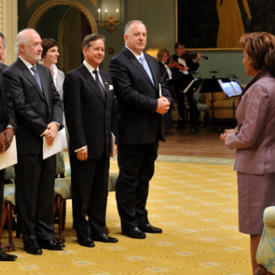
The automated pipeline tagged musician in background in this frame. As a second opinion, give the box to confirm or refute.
[157,48,174,134]
[172,42,201,134]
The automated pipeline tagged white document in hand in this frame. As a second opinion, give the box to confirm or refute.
[43,128,68,160]
[0,137,18,171]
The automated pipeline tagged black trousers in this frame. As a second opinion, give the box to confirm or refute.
[15,154,56,248]
[116,142,158,230]
[70,153,109,241]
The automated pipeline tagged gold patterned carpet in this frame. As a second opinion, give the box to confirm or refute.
[0,155,251,275]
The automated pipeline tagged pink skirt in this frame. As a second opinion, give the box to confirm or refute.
[237,172,275,235]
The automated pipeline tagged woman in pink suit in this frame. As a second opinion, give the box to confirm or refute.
[220,32,275,274]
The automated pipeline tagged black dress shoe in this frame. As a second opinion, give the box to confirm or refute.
[122,227,146,239]
[24,245,43,255]
[58,242,66,248]
[0,249,17,261]
[91,233,118,243]
[139,224,163,233]
[78,238,95,247]
[38,240,63,250]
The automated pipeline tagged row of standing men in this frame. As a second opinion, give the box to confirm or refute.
[0,20,171,260]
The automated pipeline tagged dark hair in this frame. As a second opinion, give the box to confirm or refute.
[175,42,185,50]
[157,48,170,62]
[81,33,105,50]
[0,32,6,48]
[240,32,275,76]
[41,38,58,59]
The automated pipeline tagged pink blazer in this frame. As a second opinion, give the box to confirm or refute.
[225,72,275,174]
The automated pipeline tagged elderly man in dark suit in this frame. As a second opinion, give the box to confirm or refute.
[63,34,117,248]
[109,20,171,239]
[3,28,63,255]
[0,32,17,261]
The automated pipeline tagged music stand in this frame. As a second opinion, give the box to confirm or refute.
[198,77,223,128]
[183,78,203,94]
[217,79,242,120]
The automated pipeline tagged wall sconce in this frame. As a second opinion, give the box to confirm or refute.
[97,8,120,32]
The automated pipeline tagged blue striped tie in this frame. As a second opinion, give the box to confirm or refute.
[31,66,43,92]
[139,56,154,85]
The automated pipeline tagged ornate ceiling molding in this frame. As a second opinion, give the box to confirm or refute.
[27,0,97,33]
[26,0,36,9]
[89,0,97,7]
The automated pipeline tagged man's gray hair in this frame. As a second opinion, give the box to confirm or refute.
[15,28,37,55]
[124,20,145,35]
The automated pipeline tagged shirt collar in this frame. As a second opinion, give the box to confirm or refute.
[19,56,35,70]
[125,45,144,61]
[83,60,98,74]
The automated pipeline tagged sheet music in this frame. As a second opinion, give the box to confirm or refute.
[43,128,67,160]
[159,83,162,97]
[218,79,242,97]
[0,137,17,170]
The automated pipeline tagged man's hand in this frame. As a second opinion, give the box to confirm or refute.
[2,128,14,150]
[0,132,5,153]
[180,66,189,72]
[44,122,59,145]
[0,128,15,153]
[76,147,88,161]
[156,96,170,114]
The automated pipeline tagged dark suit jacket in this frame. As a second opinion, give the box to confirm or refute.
[109,47,171,145]
[0,63,7,72]
[63,64,115,160]
[3,58,63,155]
[0,66,8,132]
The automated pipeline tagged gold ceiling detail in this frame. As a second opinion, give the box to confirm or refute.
[26,0,36,9]
[27,0,97,33]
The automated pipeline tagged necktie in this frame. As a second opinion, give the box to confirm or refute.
[93,70,105,99]
[31,66,43,92]
[139,56,154,85]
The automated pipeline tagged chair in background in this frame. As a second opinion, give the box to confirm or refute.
[53,151,71,244]
[0,167,16,251]
[108,172,117,192]
[255,206,275,275]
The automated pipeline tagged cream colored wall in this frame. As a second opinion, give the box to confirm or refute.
[0,0,18,65]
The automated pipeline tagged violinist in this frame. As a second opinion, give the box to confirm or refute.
[172,42,201,134]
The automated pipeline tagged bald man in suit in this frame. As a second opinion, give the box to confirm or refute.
[3,29,63,255]
[109,20,171,239]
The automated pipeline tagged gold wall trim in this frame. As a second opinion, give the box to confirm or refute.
[186,48,242,52]
[58,7,72,71]
[174,0,178,43]
[27,0,97,33]
[1,0,18,64]
[89,0,97,7]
